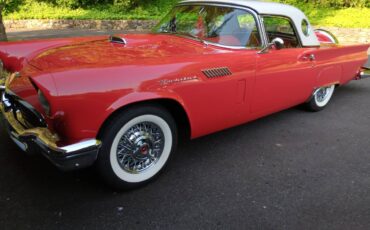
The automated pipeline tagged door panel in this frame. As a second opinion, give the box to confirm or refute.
[252,48,316,114]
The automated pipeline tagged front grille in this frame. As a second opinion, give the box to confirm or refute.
[3,91,47,128]
[202,67,232,79]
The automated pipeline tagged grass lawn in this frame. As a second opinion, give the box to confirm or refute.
[4,1,370,28]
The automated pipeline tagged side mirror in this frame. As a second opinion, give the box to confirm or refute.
[271,37,284,50]
[258,37,285,54]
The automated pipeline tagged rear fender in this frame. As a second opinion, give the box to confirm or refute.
[316,65,342,87]
[311,44,369,87]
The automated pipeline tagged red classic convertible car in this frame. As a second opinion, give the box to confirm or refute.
[1,0,369,189]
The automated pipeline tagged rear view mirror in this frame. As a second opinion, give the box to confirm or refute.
[271,37,285,50]
[258,37,285,54]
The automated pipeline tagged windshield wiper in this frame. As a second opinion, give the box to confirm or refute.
[157,30,209,46]
[176,32,209,46]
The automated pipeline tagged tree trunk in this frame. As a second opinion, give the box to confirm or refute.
[0,4,8,41]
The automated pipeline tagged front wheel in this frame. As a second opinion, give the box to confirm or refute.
[97,106,177,190]
[305,85,336,112]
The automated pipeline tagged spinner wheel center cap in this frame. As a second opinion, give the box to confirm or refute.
[140,144,149,155]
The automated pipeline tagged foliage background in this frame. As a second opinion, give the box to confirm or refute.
[3,0,370,28]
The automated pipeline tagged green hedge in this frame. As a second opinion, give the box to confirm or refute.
[277,0,369,8]
[4,0,369,13]
[33,0,370,9]
[4,0,370,28]
[5,0,178,11]
[4,0,370,13]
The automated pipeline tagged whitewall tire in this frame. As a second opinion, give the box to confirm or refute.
[306,85,336,111]
[97,105,177,190]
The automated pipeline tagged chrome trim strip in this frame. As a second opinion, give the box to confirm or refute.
[61,139,102,154]
[258,15,269,50]
[10,135,28,152]
[175,33,260,50]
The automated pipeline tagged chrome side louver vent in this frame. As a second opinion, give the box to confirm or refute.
[202,67,232,79]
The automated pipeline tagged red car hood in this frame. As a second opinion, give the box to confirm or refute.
[27,34,206,72]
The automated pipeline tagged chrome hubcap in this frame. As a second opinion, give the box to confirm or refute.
[116,122,165,174]
[315,87,330,103]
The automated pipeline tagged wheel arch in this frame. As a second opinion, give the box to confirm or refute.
[97,97,192,142]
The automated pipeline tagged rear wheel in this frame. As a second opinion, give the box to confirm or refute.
[97,106,177,190]
[305,85,336,112]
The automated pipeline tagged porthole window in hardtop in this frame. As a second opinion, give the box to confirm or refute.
[154,5,262,48]
[301,19,310,37]
[263,16,301,48]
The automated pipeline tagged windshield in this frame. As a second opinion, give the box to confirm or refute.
[153,5,261,48]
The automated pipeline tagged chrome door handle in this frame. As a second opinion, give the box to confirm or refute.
[301,54,316,62]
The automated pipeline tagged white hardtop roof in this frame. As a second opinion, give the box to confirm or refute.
[181,0,301,16]
[179,0,320,47]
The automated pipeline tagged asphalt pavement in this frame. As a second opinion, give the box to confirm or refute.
[1,29,370,230]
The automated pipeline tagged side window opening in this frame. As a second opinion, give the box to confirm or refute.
[262,16,301,48]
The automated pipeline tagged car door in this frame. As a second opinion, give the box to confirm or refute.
[251,16,317,115]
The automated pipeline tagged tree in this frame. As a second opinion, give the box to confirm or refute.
[0,0,23,41]
[0,1,7,41]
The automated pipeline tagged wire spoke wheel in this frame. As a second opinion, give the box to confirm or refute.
[314,85,335,108]
[305,84,336,112]
[116,122,165,174]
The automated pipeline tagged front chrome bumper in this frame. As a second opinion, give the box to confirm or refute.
[0,88,102,171]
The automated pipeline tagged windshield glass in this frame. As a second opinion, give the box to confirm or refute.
[153,5,261,48]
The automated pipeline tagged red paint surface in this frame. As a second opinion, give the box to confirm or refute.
[0,33,368,145]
